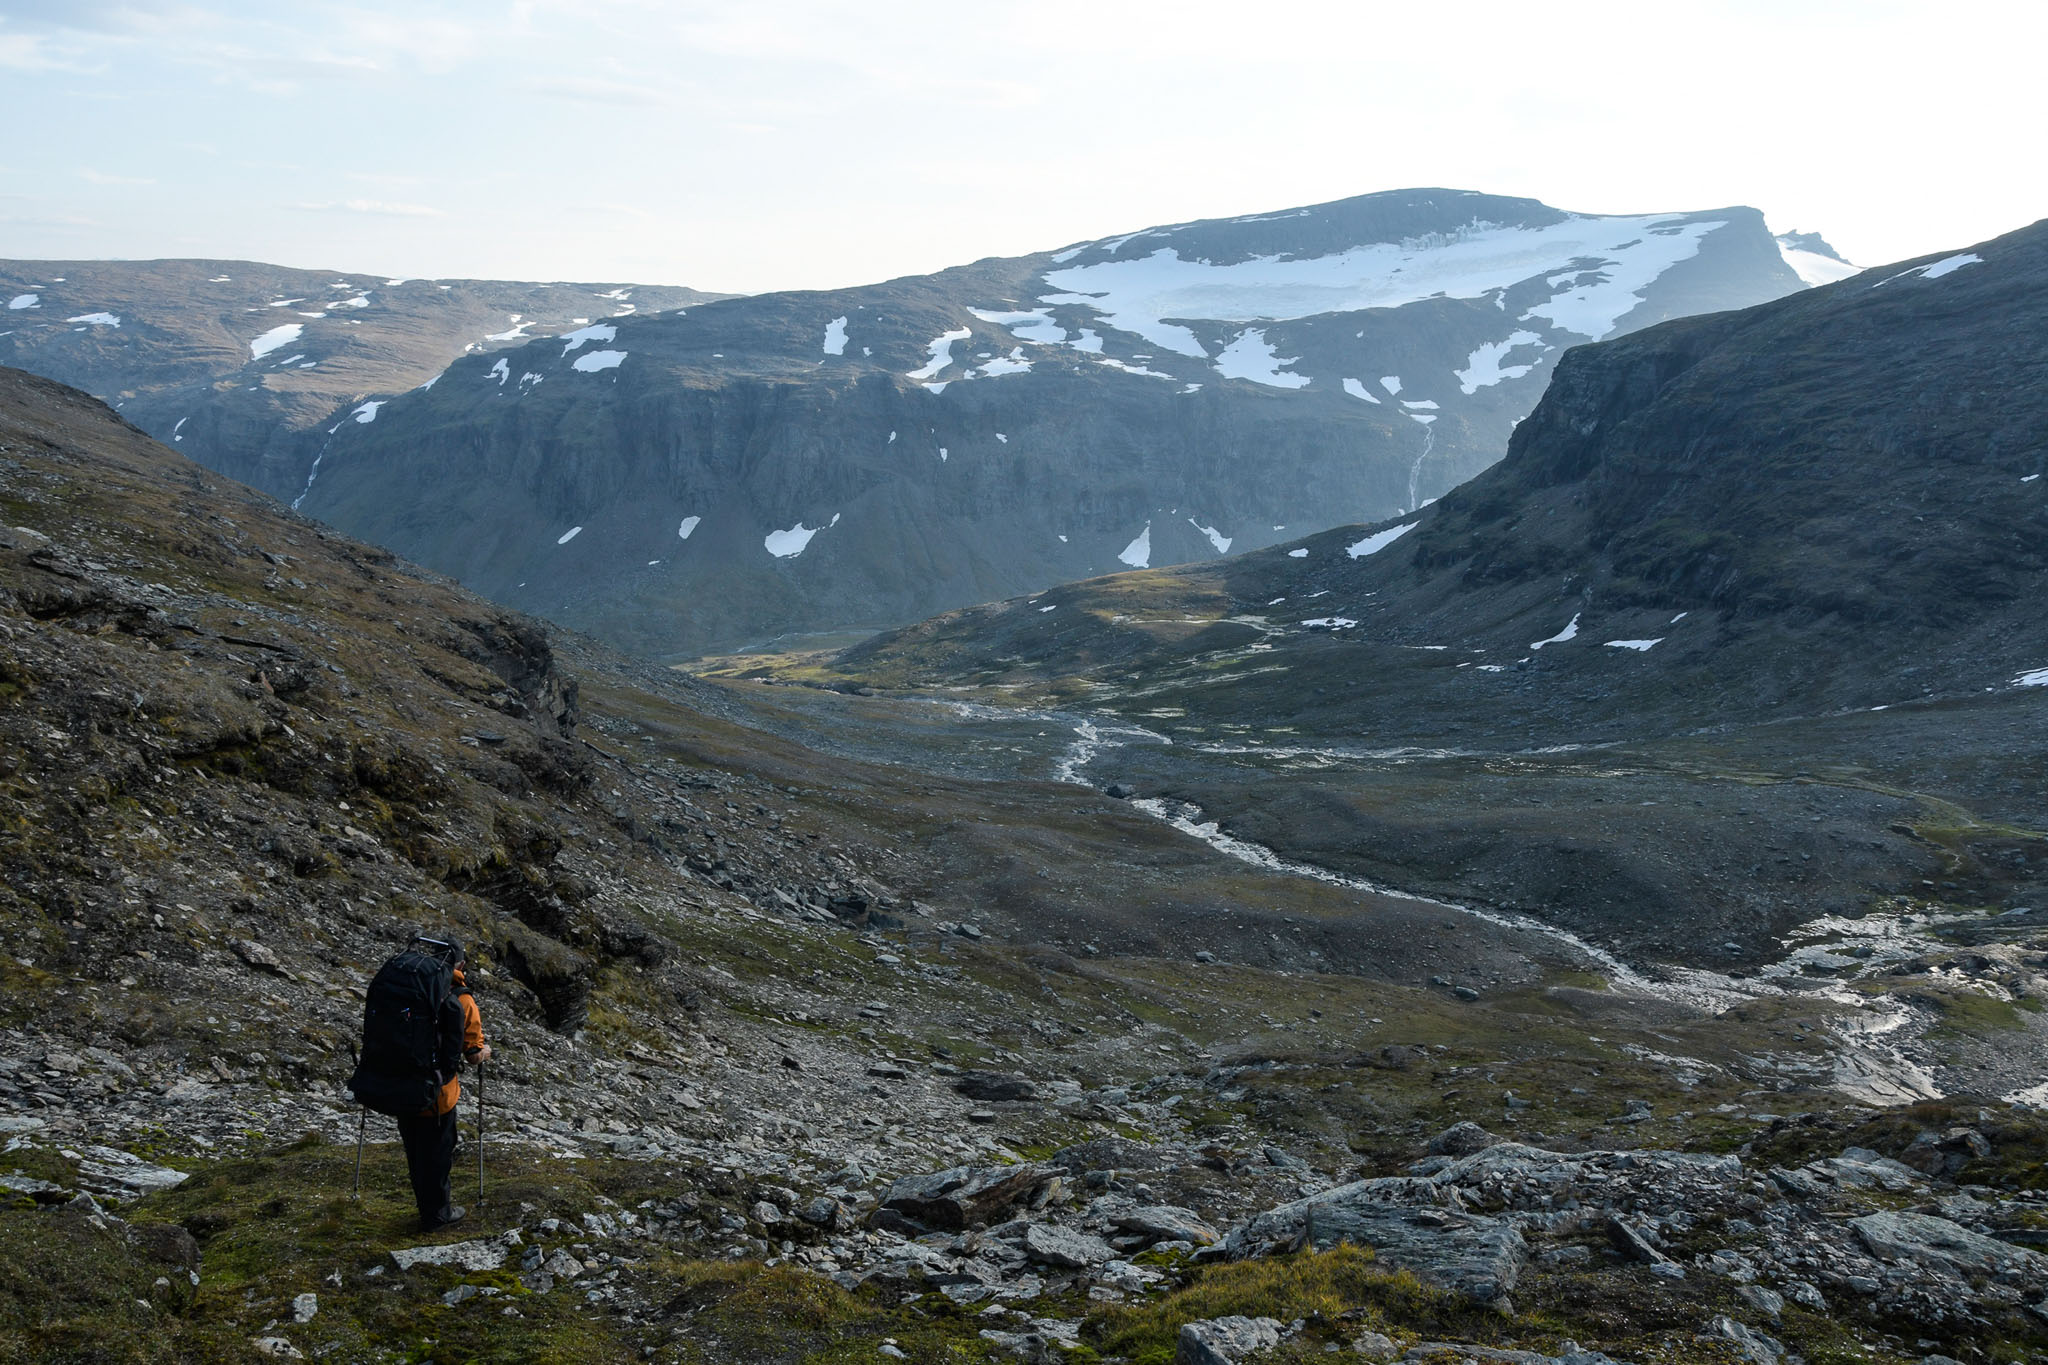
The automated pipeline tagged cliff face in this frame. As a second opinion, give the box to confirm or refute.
[1413,218,2048,633]
[293,190,1811,657]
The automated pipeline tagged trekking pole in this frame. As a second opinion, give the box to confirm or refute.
[352,1105,367,1200]
[475,1059,486,1209]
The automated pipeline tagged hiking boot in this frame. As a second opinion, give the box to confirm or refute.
[421,1204,466,1232]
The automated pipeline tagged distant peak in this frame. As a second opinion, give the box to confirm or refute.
[1775,230,1847,263]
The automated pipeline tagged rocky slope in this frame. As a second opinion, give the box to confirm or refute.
[8,368,2048,1363]
[0,258,724,499]
[287,190,1819,659]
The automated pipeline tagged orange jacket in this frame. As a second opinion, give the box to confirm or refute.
[431,968,486,1116]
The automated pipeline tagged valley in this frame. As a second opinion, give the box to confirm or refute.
[0,208,2042,1365]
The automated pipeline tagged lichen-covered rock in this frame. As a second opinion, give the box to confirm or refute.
[1022,1223,1113,1269]
[1852,1211,2048,1277]
[1177,1315,1283,1365]
[389,1239,509,1272]
[1114,1205,1221,1247]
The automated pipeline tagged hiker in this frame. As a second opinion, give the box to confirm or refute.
[347,936,490,1231]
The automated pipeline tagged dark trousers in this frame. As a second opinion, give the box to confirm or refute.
[395,1108,457,1224]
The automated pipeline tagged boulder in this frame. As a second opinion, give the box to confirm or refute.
[955,1072,1040,1102]
[76,1145,191,1198]
[390,1239,510,1272]
[230,938,287,975]
[799,1196,849,1229]
[1852,1211,2048,1276]
[876,1163,1062,1232]
[1705,1315,1785,1365]
[1177,1315,1283,1365]
[1115,1205,1221,1247]
[1427,1122,1500,1157]
[1605,1216,1672,1265]
[1022,1223,1114,1269]
[1226,1181,1525,1306]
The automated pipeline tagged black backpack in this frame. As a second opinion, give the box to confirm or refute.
[347,948,465,1118]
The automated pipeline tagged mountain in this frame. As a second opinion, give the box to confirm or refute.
[285,189,1820,658]
[0,258,726,498]
[8,377,2048,1363]
[803,220,2048,964]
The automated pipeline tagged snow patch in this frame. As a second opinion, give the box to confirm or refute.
[351,401,384,424]
[1287,548,1308,558]
[979,347,1032,377]
[1603,638,1662,651]
[488,358,510,385]
[1341,377,1381,404]
[1346,522,1416,558]
[557,526,583,545]
[1456,331,1545,393]
[1302,617,1358,629]
[1213,329,1309,388]
[1875,253,1984,288]
[765,523,821,558]
[560,324,616,354]
[1038,215,1727,355]
[1095,356,1174,380]
[485,317,531,342]
[571,350,627,372]
[1118,524,1152,569]
[907,327,971,381]
[1530,613,1581,649]
[249,324,303,359]
[1778,244,1861,287]
[822,316,849,355]
[969,307,1065,344]
[2015,668,2048,688]
[171,417,187,441]
[1379,375,1402,395]
[67,312,120,326]
[1189,519,1231,554]
[1918,252,1983,280]
[6,294,36,310]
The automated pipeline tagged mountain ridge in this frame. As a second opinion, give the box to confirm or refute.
[286,188,1816,658]
[0,257,728,499]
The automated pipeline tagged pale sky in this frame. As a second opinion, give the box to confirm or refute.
[2,0,2040,295]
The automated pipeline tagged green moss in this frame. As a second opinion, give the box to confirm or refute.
[1088,1246,1476,1359]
